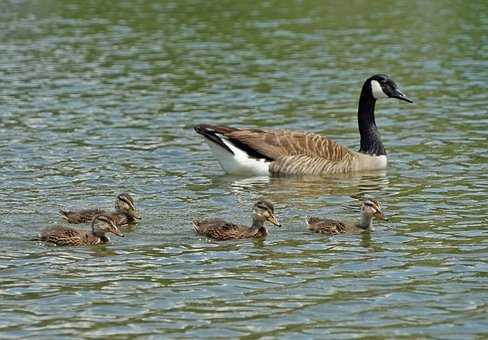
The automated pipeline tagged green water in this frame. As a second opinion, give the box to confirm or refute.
[1,0,487,338]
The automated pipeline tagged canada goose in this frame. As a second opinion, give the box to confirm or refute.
[194,74,412,176]
[306,199,386,235]
[60,193,141,226]
[192,200,281,240]
[35,214,124,246]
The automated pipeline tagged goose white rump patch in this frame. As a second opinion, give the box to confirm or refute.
[353,153,388,171]
[204,137,270,176]
[375,155,388,169]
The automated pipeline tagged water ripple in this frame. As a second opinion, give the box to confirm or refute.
[1,0,488,338]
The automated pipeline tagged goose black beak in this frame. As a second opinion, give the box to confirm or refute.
[391,88,413,103]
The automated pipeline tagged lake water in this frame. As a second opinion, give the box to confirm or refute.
[1,0,487,338]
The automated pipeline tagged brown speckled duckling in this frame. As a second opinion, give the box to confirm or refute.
[36,214,124,246]
[306,199,386,235]
[193,200,281,241]
[59,192,141,226]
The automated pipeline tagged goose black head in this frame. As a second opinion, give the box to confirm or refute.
[367,74,413,103]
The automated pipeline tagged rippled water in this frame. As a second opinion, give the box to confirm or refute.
[1,0,487,338]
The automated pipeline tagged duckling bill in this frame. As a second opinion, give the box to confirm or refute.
[60,192,141,227]
[193,200,280,241]
[35,214,124,246]
[306,199,386,235]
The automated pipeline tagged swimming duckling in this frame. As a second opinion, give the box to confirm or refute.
[36,214,124,246]
[193,200,281,240]
[306,199,386,235]
[60,192,141,226]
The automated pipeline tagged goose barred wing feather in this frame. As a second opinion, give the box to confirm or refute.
[222,128,356,175]
[271,154,353,176]
[226,129,353,159]
[193,218,253,240]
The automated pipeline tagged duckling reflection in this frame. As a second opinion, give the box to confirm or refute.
[227,171,388,206]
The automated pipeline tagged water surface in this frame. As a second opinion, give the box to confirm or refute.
[1,0,487,338]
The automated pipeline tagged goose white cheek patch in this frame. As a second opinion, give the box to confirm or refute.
[371,80,388,99]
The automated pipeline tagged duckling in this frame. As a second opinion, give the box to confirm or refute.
[59,192,141,226]
[306,199,386,235]
[36,214,124,246]
[193,200,281,241]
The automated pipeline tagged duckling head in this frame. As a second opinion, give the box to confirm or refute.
[253,200,281,227]
[115,192,141,220]
[362,199,386,221]
[367,74,413,103]
[92,214,124,238]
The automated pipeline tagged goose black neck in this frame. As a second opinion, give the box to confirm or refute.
[358,87,386,156]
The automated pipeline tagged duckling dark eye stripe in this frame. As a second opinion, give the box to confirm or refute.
[118,193,133,201]
[103,217,116,226]
[366,203,380,211]
[119,196,135,209]
[257,204,273,212]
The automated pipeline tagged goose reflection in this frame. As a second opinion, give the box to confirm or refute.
[227,170,388,204]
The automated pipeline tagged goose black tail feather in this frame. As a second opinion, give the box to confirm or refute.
[194,124,274,162]
[194,124,235,155]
